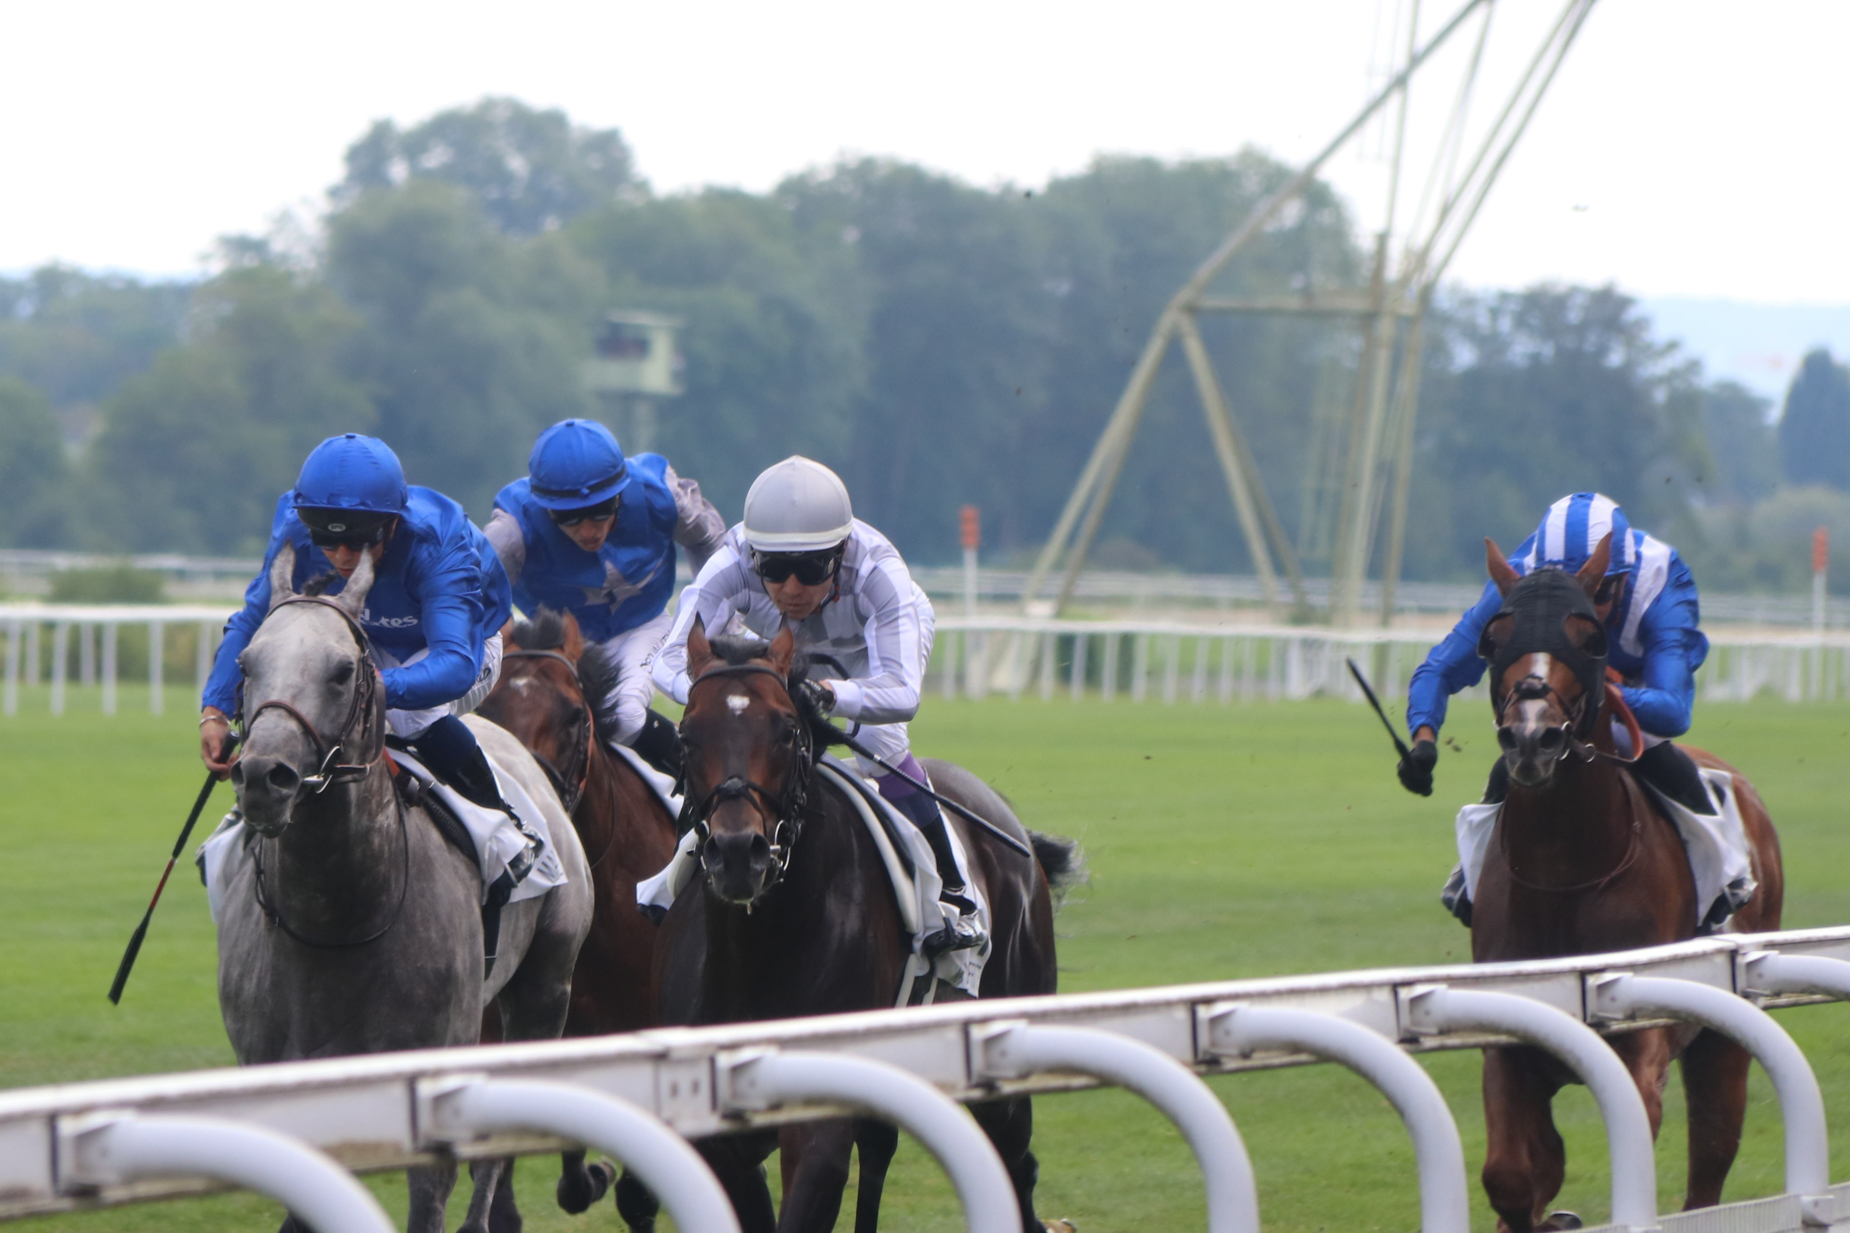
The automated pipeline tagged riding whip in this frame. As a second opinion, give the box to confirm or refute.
[108,771,221,1004]
[1345,657,1413,760]
[829,729,1035,860]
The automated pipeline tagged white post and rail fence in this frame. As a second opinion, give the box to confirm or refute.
[7,605,1850,718]
[10,927,1850,1231]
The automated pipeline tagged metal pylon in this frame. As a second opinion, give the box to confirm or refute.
[1021,0,1598,632]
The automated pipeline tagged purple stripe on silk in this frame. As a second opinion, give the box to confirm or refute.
[876,753,928,801]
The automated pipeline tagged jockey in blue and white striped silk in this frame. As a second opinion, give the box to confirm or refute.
[1399,493,1715,916]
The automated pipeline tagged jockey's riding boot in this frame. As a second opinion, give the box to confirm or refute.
[1632,741,1716,815]
[411,715,512,813]
[628,708,685,781]
[883,784,984,955]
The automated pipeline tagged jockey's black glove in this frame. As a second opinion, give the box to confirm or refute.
[1397,738,1438,797]
[792,678,851,747]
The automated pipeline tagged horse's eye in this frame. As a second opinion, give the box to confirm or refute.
[330,661,354,684]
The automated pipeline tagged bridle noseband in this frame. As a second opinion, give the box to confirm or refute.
[241,595,386,794]
[679,662,814,893]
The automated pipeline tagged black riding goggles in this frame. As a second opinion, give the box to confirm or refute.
[548,496,620,528]
[752,548,843,586]
[298,508,396,551]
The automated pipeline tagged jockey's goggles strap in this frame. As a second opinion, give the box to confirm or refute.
[752,548,842,587]
[298,507,395,550]
[548,496,620,528]
[1480,568,1609,739]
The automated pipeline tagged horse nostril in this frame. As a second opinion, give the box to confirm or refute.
[1497,728,1518,752]
[1538,728,1566,751]
[266,763,300,793]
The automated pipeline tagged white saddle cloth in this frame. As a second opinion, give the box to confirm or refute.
[607,741,684,817]
[635,759,992,1003]
[1456,765,1756,929]
[197,748,567,926]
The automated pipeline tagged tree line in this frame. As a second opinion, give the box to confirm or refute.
[3,97,1847,594]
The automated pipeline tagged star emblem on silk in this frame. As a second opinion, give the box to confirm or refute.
[579,560,661,612]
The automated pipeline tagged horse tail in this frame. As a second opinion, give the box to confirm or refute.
[1028,830,1087,905]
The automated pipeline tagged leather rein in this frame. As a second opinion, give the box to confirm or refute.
[242,593,404,948]
[678,662,815,891]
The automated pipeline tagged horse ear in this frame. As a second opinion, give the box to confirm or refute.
[562,611,586,662]
[767,627,796,677]
[1485,538,1520,596]
[336,547,376,616]
[685,616,713,677]
[266,544,298,613]
[1577,533,1612,598]
[499,618,520,652]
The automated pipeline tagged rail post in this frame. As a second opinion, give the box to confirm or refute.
[1400,984,1659,1232]
[417,1075,740,1233]
[56,1110,393,1233]
[975,1020,1258,1233]
[1590,973,1831,1224]
[718,1047,1017,1233]
[1206,1004,1469,1233]
[1739,950,1850,1002]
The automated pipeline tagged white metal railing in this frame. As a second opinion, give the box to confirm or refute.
[8,927,1850,1231]
[7,606,1850,719]
[933,617,1850,706]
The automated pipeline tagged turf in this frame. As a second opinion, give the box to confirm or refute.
[5,685,1850,1232]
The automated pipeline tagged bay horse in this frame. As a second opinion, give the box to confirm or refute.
[472,608,681,1227]
[218,545,593,1233]
[1472,534,1783,1233]
[646,620,1081,1233]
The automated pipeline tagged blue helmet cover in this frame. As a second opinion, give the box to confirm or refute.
[528,419,631,510]
[1525,492,1635,578]
[293,434,409,515]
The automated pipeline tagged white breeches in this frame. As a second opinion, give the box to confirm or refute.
[374,633,504,740]
[596,610,674,746]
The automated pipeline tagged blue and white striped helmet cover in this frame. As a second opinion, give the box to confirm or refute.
[1522,492,1635,577]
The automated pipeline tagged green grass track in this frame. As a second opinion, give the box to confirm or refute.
[5,685,1850,1231]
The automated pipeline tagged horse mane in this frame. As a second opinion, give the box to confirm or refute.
[303,573,341,597]
[508,609,573,653]
[577,643,623,747]
[707,634,773,666]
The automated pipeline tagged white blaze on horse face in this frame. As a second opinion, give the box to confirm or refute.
[727,694,751,716]
[1509,654,1562,732]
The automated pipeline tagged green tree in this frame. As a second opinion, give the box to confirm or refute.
[1777,348,1850,490]
[0,377,71,547]
[0,265,190,413]
[87,263,373,554]
[338,98,639,237]
[328,179,596,513]
[1697,380,1778,502]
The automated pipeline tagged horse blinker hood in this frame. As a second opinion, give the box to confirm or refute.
[1479,567,1608,737]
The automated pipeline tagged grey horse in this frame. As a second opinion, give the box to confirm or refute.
[218,544,593,1233]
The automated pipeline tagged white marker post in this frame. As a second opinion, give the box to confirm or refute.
[961,505,982,698]
[1812,526,1827,639]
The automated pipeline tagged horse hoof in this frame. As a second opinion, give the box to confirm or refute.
[1545,1212,1584,1230]
[556,1161,614,1214]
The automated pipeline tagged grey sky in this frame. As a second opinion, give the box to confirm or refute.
[4,0,1845,312]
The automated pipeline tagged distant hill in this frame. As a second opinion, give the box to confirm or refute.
[1640,297,1850,406]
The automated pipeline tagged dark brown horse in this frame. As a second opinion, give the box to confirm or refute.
[1472,535,1783,1233]
[646,620,1080,1233]
[473,609,680,1227]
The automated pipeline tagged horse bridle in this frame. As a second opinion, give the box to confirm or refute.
[500,649,596,814]
[1493,674,1590,765]
[678,661,814,891]
[241,595,386,794]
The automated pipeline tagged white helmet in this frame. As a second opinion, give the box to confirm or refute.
[742,456,853,552]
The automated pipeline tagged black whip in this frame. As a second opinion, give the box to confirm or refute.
[829,730,1034,860]
[1345,657,1413,760]
[108,772,221,1004]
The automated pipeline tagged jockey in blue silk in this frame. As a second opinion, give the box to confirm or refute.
[484,419,725,776]
[199,434,515,811]
[1398,492,1717,922]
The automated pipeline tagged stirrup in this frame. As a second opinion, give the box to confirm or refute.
[923,914,984,958]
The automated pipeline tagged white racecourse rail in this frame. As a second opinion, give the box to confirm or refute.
[5,606,1850,719]
[10,928,1850,1233]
